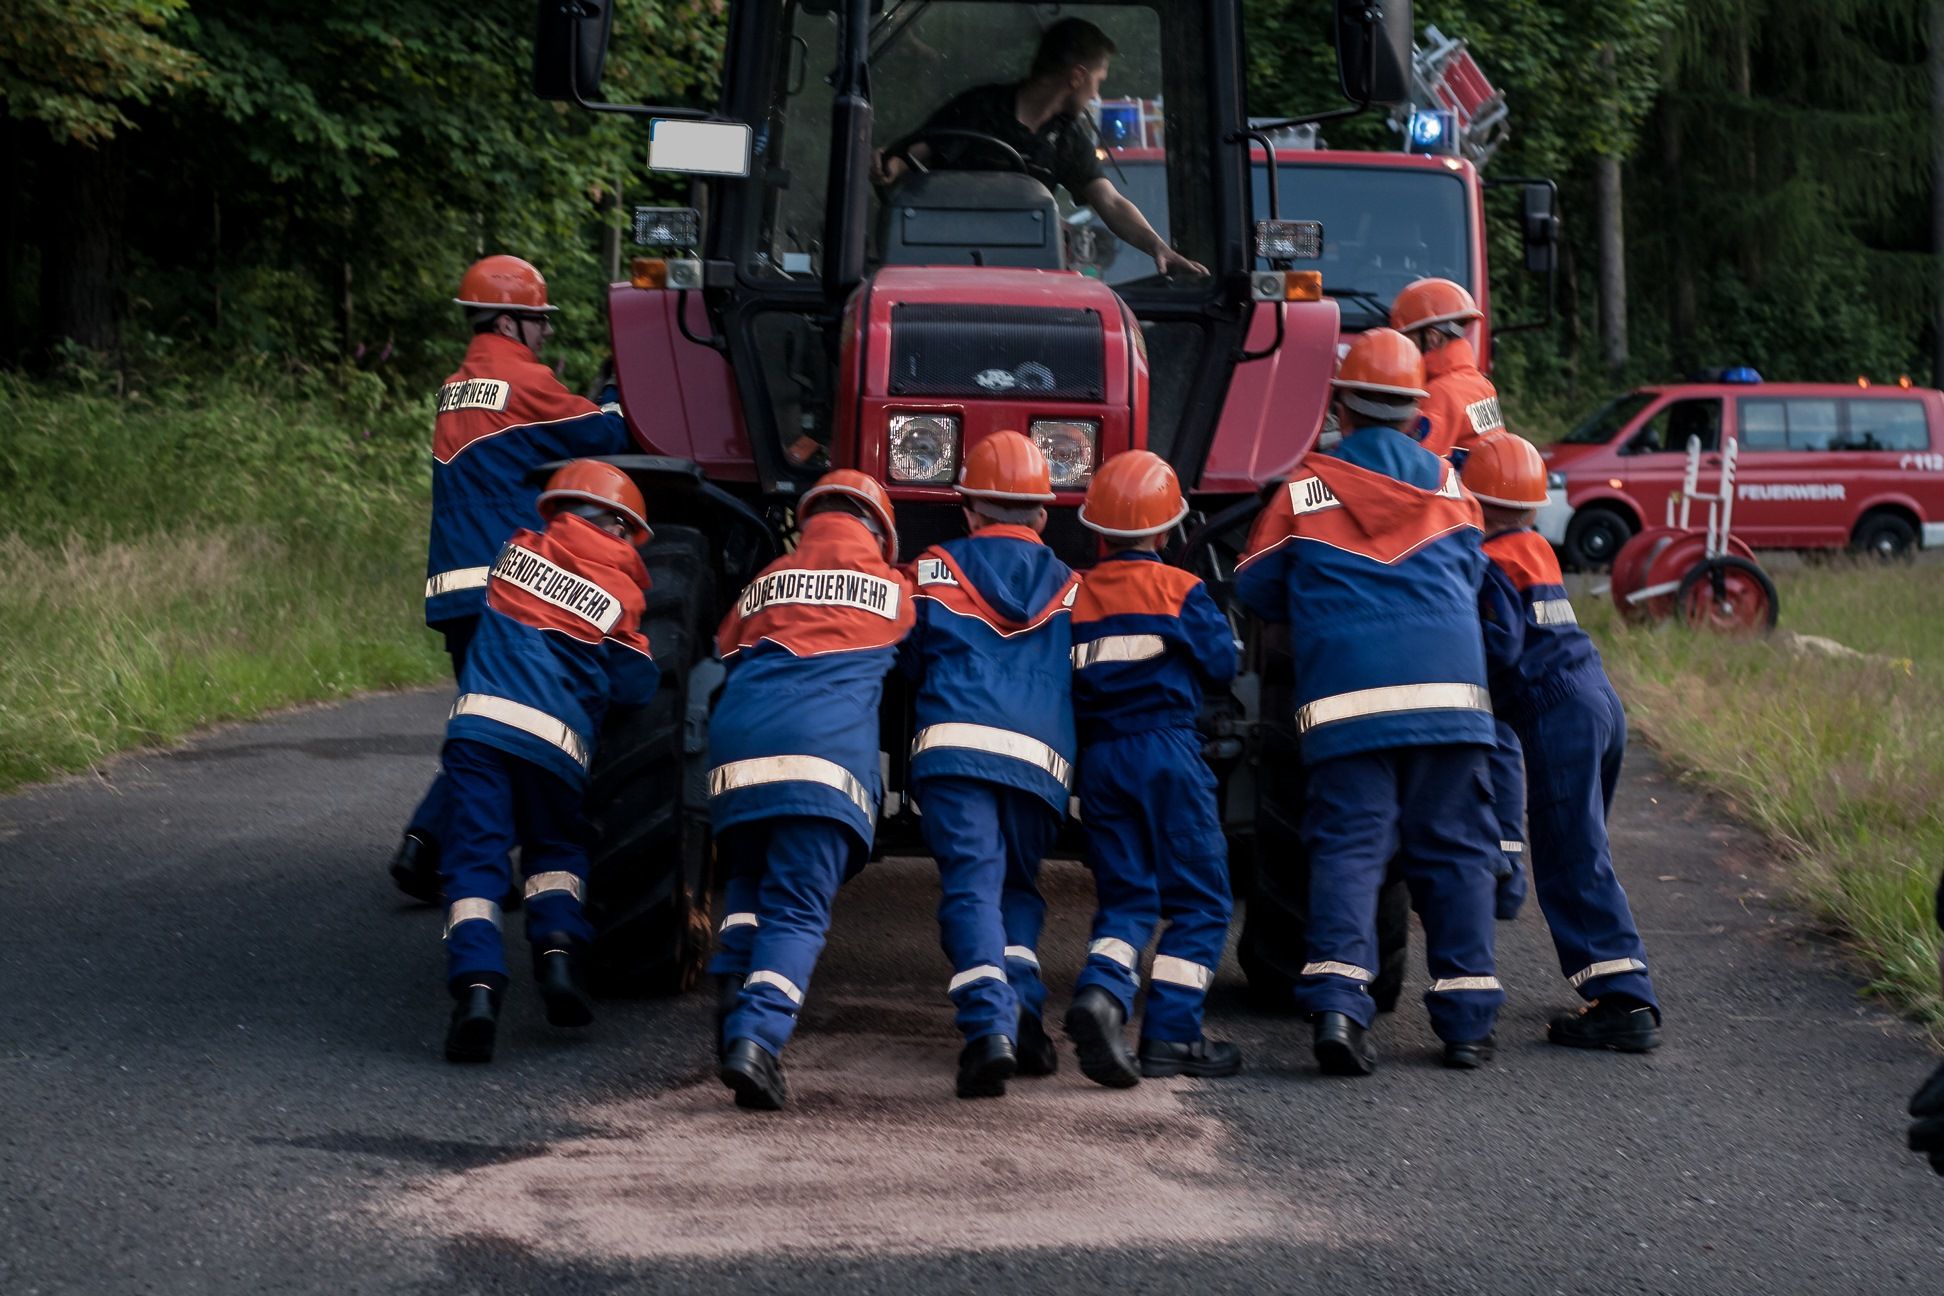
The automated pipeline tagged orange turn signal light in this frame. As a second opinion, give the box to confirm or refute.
[630,257,668,290]
[1283,270,1324,302]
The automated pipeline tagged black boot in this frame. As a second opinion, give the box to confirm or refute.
[1138,1036,1244,1079]
[1063,986,1140,1089]
[1548,997,1661,1052]
[956,1034,1017,1099]
[444,983,500,1064]
[1442,1035,1497,1070]
[533,939,593,1028]
[389,831,441,905]
[1312,1011,1376,1076]
[1016,1008,1058,1077]
[719,1038,788,1111]
[713,974,746,1063]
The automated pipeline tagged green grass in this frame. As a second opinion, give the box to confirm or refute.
[0,373,447,791]
[1582,561,1944,1029]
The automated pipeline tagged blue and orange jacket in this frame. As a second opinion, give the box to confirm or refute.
[709,512,917,846]
[426,332,633,627]
[1416,339,1504,462]
[1234,425,1494,763]
[1478,527,1609,726]
[901,524,1080,814]
[1071,550,1237,744]
[445,514,660,787]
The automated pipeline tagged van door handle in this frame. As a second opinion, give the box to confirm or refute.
[1704,454,1722,465]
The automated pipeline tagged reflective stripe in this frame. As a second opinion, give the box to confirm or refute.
[707,755,874,820]
[1500,840,1525,855]
[1071,634,1166,670]
[1301,960,1373,983]
[450,694,591,768]
[1428,975,1503,993]
[523,871,585,903]
[746,970,805,1005]
[1004,945,1040,969]
[443,898,502,938]
[1150,955,1214,991]
[1531,598,1578,626]
[911,722,1072,789]
[426,566,491,599]
[1568,957,1647,989]
[1296,683,1493,735]
[947,964,1006,993]
[719,912,758,933]
[1089,937,1139,970]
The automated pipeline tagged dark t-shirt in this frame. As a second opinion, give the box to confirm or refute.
[922,83,1104,201]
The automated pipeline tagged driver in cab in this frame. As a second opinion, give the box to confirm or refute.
[870,17,1206,278]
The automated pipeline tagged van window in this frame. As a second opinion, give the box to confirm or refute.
[1742,397,1854,451]
[1626,397,1720,454]
[1562,390,1655,444]
[1843,399,1929,451]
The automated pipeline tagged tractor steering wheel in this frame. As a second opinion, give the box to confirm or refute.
[889,128,1031,176]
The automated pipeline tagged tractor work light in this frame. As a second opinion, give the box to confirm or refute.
[1029,419,1099,488]
[629,256,702,291]
[887,413,961,484]
[1255,220,1324,264]
[633,206,700,249]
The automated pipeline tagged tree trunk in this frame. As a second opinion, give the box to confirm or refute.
[1659,94,1696,368]
[1932,0,1944,384]
[38,138,127,363]
[1596,153,1628,381]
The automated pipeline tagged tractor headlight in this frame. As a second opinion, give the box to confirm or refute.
[1029,418,1099,489]
[887,413,961,484]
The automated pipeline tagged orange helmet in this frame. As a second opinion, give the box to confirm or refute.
[1460,432,1548,510]
[1331,327,1428,422]
[958,430,1055,503]
[537,460,651,540]
[800,469,900,561]
[1390,277,1481,336]
[454,255,557,314]
[1079,450,1188,538]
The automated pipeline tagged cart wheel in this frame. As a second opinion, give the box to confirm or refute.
[1635,533,1709,622]
[1677,556,1779,635]
[1610,526,1680,621]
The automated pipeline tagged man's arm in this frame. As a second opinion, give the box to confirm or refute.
[1077,177,1208,277]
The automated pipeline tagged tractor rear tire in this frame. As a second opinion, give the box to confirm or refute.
[583,525,721,996]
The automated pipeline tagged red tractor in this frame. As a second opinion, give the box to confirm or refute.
[530,0,1419,994]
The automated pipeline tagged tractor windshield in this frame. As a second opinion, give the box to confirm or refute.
[1254,163,1474,328]
[745,1,1212,291]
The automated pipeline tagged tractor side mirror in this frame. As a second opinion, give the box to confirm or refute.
[533,0,614,103]
[1335,0,1414,106]
[1522,182,1561,273]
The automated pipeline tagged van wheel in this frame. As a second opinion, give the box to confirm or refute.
[1850,511,1917,562]
[1563,506,1635,572]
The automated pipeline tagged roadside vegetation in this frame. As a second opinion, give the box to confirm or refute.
[0,368,445,791]
[1582,564,1944,1030]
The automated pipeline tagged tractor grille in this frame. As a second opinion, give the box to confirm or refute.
[888,304,1105,402]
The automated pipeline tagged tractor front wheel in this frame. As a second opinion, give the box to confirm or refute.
[583,525,722,995]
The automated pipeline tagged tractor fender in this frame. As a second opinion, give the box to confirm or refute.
[1198,298,1342,493]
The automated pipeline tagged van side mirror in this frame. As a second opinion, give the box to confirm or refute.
[534,0,614,103]
[1335,0,1414,106]
[1522,182,1561,273]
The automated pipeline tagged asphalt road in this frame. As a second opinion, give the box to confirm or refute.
[3,689,1940,1295]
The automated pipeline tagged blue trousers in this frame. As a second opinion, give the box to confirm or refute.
[407,616,478,844]
[1295,744,1504,1042]
[916,777,1059,1043]
[437,738,593,991]
[1515,682,1658,1010]
[1075,728,1233,1043]
[705,817,864,1055]
[1489,720,1530,919]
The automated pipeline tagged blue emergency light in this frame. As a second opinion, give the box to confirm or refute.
[1722,366,1763,384]
[1407,108,1458,155]
[1097,103,1142,147]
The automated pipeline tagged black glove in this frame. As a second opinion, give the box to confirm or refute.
[1910,1059,1944,1175]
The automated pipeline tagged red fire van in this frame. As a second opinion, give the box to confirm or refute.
[1537,377,1944,568]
